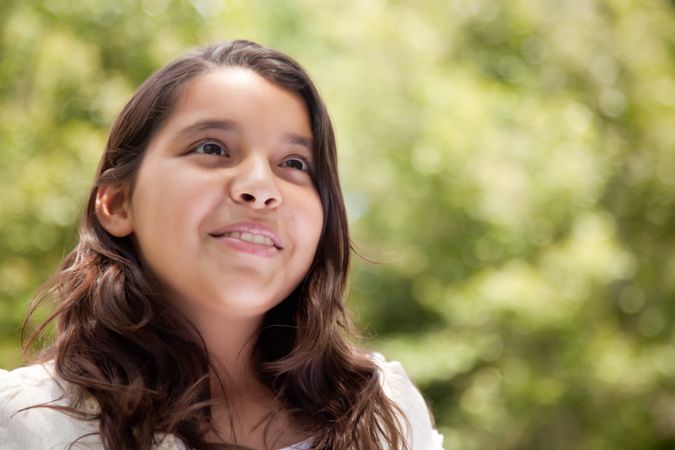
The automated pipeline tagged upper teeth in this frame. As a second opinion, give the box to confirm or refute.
[223,231,275,247]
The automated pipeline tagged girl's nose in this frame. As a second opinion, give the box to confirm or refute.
[229,156,282,209]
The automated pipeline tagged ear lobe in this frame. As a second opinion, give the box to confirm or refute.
[95,183,133,237]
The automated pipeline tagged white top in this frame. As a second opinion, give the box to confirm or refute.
[0,354,444,449]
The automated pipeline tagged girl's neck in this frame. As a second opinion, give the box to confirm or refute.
[186,308,264,391]
[189,312,307,449]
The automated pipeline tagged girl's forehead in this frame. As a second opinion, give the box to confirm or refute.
[167,67,312,136]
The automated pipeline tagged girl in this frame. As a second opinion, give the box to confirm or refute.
[0,40,444,450]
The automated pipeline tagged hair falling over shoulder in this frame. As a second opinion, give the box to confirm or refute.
[23,41,408,450]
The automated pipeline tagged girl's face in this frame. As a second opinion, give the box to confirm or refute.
[121,68,323,320]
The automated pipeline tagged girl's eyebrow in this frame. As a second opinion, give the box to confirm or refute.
[286,134,313,153]
[174,119,239,138]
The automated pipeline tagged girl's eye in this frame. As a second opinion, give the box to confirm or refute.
[192,140,229,157]
[281,157,310,172]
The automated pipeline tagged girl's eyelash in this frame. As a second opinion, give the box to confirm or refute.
[191,138,229,157]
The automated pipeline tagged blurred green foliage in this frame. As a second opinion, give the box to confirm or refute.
[1,1,674,449]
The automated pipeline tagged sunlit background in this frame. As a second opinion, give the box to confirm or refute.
[1,1,674,449]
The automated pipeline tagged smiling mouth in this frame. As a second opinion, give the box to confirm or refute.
[210,231,281,249]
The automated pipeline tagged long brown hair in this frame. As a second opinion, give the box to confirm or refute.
[24,40,408,450]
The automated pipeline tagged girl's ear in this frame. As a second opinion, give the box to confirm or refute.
[95,183,133,237]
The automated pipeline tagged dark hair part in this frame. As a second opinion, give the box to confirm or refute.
[24,40,408,450]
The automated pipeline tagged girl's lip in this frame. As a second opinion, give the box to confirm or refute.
[208,222,284,250]
[213,234,280,257]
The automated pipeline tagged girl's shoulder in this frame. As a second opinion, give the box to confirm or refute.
[0,363,100,449]
[1,363,61,396]
[0,363,69,414]
[370,353,445,450]
[0,364,182,450]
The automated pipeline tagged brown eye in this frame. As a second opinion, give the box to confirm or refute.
[193,140,229,157]
[281,157,309,172]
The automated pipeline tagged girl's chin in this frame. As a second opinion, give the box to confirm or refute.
[201,291,288,318]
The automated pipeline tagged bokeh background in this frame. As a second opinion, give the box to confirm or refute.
[1,0,674,449]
